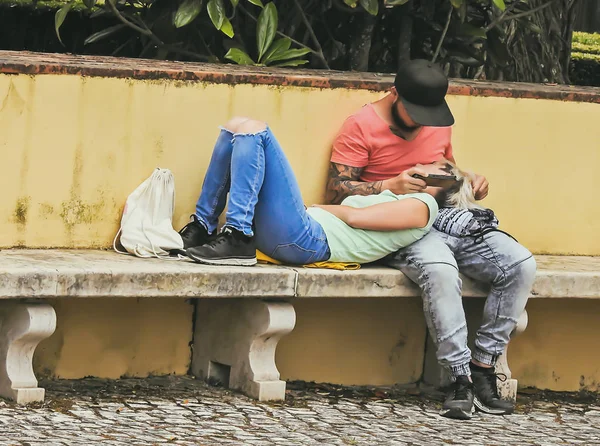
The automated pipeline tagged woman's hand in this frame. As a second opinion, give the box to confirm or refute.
[471,174,489,200]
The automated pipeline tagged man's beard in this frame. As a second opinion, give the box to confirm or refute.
[391,100,421,133]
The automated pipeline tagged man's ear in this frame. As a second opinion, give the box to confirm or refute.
[390,86,398,98]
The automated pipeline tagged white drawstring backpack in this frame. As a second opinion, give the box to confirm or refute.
[114,168,184,258]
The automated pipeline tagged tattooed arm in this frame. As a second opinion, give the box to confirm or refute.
[325,162,431,204]
[326,113,430,204]
[325,162,384,205]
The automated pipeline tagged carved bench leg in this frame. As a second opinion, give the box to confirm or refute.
[0,301,57,404]
[422,333,450,389]
[497,310,528,402]
[191,299,295,402]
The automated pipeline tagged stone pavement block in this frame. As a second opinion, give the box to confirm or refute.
[161,417,196,424]
[126,402,155,409]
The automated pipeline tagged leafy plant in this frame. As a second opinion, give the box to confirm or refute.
[225,3,310,66]
[55,0,313,66]
[51,0,582,84]
[54,0,76,45]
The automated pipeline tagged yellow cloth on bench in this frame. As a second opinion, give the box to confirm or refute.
[256,250,360,271]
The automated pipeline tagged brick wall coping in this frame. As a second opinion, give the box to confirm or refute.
[1,50,599,104]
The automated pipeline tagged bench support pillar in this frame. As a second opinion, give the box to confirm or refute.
[0,301,56,404]
[423,309,528,402]
[191,299,295,402]
[495,310,528,401]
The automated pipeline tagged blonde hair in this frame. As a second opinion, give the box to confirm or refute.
[439,162,483,210]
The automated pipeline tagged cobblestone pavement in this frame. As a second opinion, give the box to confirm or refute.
[0,377,598,446]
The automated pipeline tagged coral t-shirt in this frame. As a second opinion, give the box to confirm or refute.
[331,104,453,182]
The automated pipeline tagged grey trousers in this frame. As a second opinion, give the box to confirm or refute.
[385,228,536,378]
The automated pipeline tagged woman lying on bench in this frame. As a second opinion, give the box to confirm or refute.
[180,117,471,266]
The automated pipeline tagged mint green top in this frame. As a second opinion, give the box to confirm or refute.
[307,191,438,264]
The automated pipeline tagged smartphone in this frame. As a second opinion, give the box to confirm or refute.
[412,173,458,188]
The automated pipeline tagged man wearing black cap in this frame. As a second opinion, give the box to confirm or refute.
[326,59,536,420]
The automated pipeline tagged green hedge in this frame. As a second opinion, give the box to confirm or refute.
[572,42,600,56]
[573,31,600,46]
[570,32,600,87]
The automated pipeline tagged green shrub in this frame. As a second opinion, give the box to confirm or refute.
[570,32,600,87]
[572,42,600,56]
[572,31,600,46]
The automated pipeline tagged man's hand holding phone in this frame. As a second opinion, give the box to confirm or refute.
[412,173,458,188]
[383,167,460,195]
[382,167,430,195]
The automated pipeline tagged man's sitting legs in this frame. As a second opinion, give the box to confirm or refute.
[385,231,476,419]
[456,231,536,414]
[385,229,536,419]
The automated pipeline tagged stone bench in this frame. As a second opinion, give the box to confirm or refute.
[1,250,598,404]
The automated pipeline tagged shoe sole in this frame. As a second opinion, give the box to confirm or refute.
[439,406,475,420]
[187,251,257,267]
[473,397,514,415]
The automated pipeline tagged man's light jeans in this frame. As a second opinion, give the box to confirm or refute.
[385,228,536,378]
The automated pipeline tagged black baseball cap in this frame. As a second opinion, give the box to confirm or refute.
[394,59,454,127]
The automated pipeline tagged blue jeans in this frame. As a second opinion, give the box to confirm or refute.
[194,127,330,264]
[385,228,536,378]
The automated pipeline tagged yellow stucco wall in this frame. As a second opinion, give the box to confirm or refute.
[509,299,600,392]
[277,298,600,392]
[1,72,597,391]
[1,73,599,254]
[33,298,193,379]
[29,296,600,392]
[277,299,427,386]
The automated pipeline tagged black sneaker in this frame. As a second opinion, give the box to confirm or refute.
[440,375,475,420]
[471,364,515,415]
[179,215,210,249]
[186,227,257,266]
